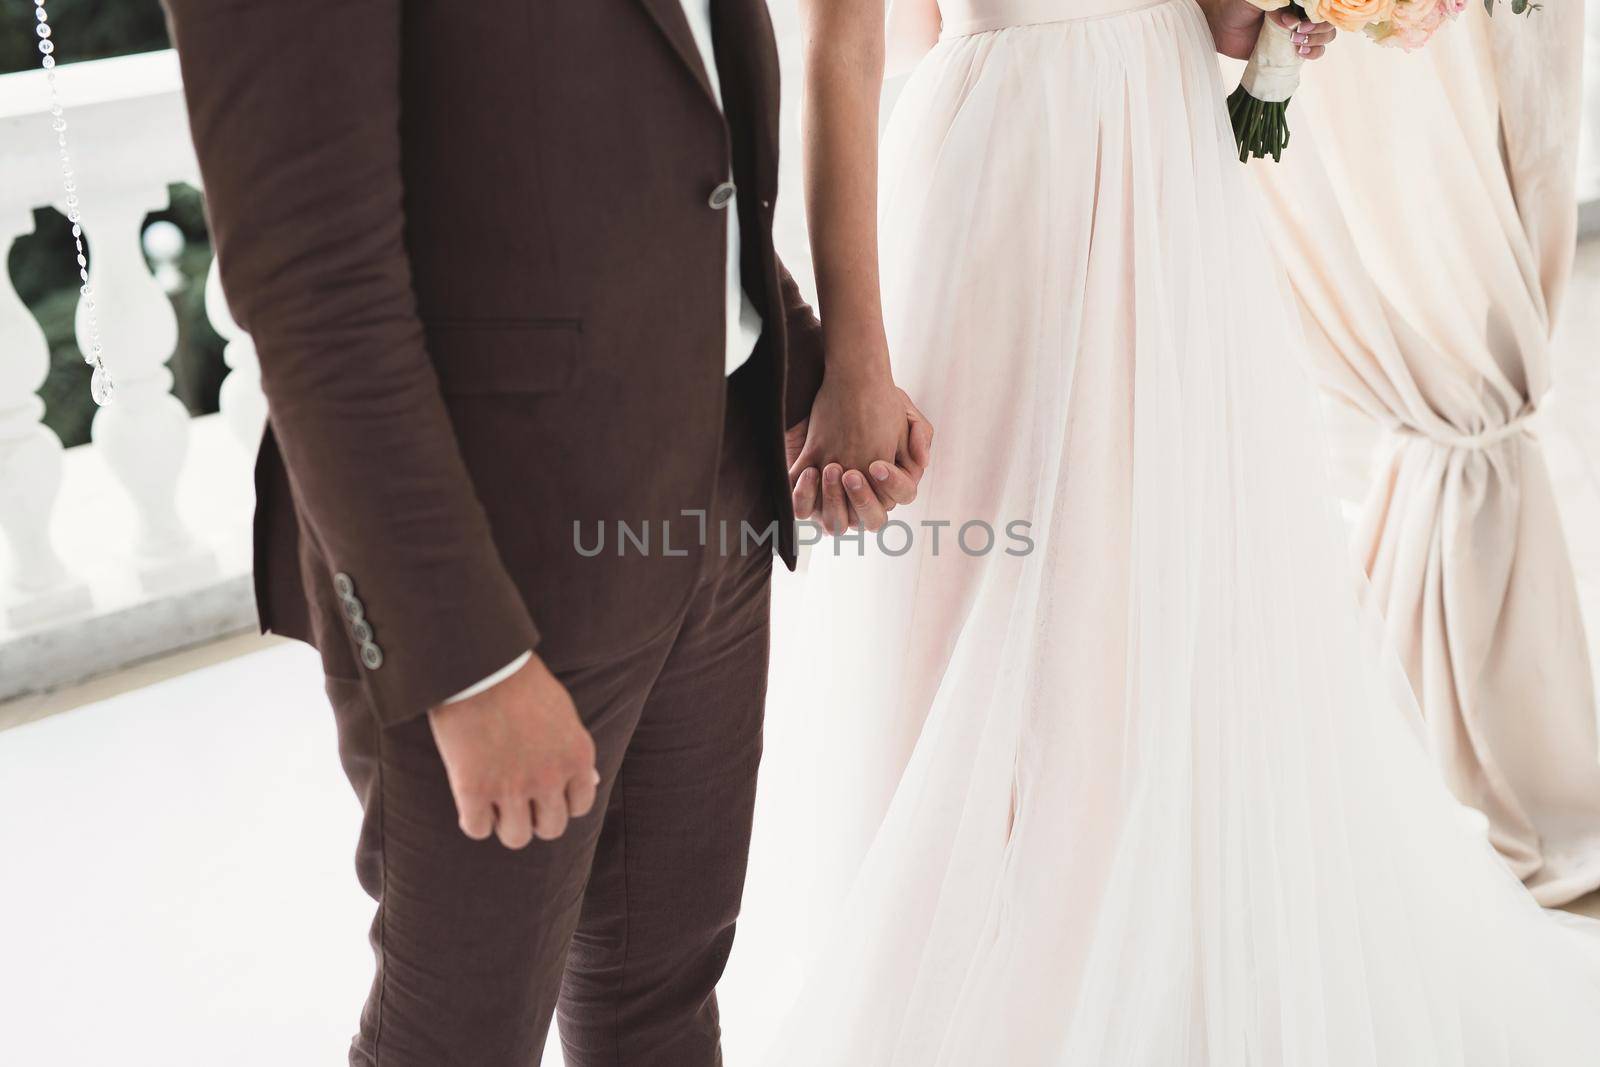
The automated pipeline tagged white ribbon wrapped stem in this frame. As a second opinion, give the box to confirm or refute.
[1241,14,1305,103]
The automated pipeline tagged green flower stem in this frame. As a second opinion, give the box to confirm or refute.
[1226,87,1291,163]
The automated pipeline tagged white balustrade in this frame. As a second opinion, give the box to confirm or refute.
[0,208,92,631]
[206,258,267,450]
[0,50,272,632]
[0,51,248,700]
[0,50,272,698]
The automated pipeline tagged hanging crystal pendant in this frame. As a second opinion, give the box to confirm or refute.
[36,0,113,406]
[89,362,114,406]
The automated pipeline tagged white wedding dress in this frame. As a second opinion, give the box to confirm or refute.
[758,0,1600,1062]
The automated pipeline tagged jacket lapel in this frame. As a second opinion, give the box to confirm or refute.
[634,0,719,107]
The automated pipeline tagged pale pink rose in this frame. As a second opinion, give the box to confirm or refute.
[1439,0,1469,14]
[1302,0,1399,32]
[1368,0,1448,47]
[1391,0,1448,25]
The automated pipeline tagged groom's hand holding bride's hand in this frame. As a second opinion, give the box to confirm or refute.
[787,365,934,535]
[428,655,599,849]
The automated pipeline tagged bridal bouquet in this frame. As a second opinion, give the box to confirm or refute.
[1228,0,1539,161]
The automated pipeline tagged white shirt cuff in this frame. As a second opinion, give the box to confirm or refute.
[442,651,532,704]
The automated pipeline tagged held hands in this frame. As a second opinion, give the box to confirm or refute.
[427,654,599,848]
[787,362,934,534]
[1209,2,1337,61]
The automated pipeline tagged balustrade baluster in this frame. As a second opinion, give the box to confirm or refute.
[0,209,92,630]
[78,182,216,593]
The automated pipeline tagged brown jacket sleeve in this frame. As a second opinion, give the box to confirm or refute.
[163,0,539,725]
[779,263,826,429]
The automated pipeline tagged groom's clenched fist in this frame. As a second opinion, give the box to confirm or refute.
[427,655,599,849]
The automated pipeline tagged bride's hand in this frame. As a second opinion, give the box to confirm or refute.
[788,364,927,534]
[1208,2,1337,61]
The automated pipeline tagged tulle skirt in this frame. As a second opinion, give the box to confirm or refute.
[758,1,1600,1062]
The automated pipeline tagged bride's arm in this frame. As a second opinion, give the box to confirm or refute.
[799,0,891,385]
[790,0,930,534]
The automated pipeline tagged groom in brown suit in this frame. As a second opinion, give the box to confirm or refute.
[160,0,928,1063]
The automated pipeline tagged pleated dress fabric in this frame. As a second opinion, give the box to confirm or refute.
[760,1,1600,1063]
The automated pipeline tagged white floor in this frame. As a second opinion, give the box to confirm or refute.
[0,624,828,1067]
[0,643,376,1066]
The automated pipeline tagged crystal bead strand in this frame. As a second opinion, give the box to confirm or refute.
[35,0,113,406]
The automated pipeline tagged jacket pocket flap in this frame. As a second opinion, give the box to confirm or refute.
[427,318,581,395]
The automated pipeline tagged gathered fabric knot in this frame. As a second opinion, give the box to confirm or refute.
[1393,404,1539,452]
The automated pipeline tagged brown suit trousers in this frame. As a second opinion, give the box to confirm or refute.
[324,367,776,1066]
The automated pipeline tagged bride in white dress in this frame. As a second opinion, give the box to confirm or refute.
[761,0,1600,1062]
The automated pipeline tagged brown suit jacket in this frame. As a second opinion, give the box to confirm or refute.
[162,0,825,725]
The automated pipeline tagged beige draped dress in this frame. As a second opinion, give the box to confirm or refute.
[1246,2,1600,905]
